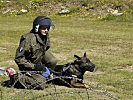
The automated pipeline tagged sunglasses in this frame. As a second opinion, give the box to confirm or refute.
[40,25,50,31]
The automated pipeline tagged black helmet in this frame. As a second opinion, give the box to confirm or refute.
[31,16,54,33]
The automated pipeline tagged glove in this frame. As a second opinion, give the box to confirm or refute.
[42,67,50,78]
[34,64,51,77]
[34,64,46,71]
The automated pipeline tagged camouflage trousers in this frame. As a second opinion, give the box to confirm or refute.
[42,51,57,70]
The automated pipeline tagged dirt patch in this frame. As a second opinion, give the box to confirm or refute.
[0,47,7,53]
[52,49,87,62]
[0,60,17,67]
[85,71,104,75]
[1,42,18,47]
[53,85,70,90]
[53,48,100,64]
[53,52,69,61]
[120,65,133,72]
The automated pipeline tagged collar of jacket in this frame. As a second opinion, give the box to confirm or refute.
[35,33,48,46]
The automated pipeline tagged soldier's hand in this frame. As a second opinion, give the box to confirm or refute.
[42,67,50,78]
[34,64,46,71]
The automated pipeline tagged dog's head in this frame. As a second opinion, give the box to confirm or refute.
[74,52,97,73]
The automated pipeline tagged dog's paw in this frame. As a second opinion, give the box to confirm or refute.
[84,84,89,88]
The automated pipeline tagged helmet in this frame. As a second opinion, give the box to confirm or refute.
[31,16,54,33]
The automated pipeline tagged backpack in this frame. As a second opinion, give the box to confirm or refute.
[9,71,48,90]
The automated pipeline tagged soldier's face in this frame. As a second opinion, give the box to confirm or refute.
[39,26,50,36]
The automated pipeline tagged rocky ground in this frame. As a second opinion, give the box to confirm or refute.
[0,0,133,20]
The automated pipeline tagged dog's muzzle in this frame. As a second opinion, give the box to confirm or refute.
[89,64,97,72]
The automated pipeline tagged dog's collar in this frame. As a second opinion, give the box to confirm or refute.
[74,64,85,73]
[63,62,84,73]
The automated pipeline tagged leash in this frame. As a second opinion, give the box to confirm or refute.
[49,68,62,75]
[62,63,71,72]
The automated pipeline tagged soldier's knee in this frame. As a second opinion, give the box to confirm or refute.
[45,57,57,69]
[50,57,57,66]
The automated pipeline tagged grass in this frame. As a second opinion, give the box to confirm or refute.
[0,15,133,100]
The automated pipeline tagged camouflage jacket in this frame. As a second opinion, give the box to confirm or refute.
[15,33,50,71]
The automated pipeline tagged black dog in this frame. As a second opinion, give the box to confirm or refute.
[52,52,97,88]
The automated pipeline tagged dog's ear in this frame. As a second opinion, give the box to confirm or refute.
[74,55,81,60]
[83,52,87,57]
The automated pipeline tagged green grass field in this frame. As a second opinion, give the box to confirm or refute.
[0,15,133,100]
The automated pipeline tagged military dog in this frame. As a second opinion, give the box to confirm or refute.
[53,52,97,88]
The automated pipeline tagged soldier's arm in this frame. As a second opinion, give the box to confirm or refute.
[15,35,35,70]
[46,34,50,50]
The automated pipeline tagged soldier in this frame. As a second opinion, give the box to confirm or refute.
[15,16,57,72]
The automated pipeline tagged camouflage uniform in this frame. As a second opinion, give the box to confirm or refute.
[15,16,57,71]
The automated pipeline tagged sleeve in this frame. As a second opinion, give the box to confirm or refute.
[46,35,50,51]
[15,35,35,71]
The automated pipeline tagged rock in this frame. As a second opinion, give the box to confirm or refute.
[58,9,70,15]
[61,6,66,10]
[58,6,70,15]
[112,10,123,16]
[6,1,10,3]
[16,9,28,15]
[108,8,123,16]
[3,9,11,14]
[21,9,28,13]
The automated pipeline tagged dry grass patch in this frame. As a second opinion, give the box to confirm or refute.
[0,47,7,53]
[119,65,133,72]
[0,60,17,68]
